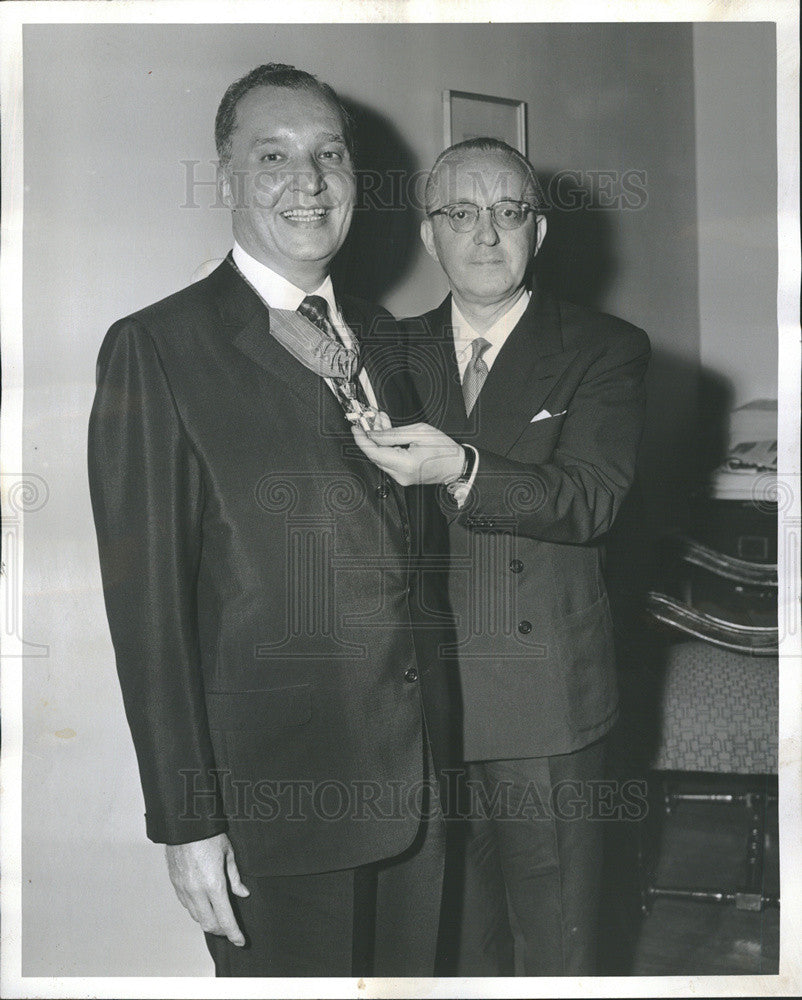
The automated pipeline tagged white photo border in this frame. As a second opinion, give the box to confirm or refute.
[1,2,799,998]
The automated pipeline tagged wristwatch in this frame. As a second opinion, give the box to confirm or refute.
[447,443,478,494]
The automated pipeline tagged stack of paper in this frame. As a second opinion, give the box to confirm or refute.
[709,399,777,500]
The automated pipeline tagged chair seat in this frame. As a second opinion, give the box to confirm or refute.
[651,641,778,774]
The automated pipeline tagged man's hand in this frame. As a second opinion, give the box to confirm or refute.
[352,418,464,486]
[165,832,249,946]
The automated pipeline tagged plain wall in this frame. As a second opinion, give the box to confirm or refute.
[693,22,778,410]
[19,21,774,975]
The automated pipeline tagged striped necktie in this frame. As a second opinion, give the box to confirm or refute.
[297,294,369,409]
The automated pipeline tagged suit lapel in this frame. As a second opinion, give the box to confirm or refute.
[430,287,578,456]
[417,297,470,438]
[339,295,390,407]
[469,288,567,453]
[342,294,421,427]
[214,257,352,432]
[212,262,400,513]
[339,294,412,514]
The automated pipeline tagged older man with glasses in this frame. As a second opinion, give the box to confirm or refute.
[352,137,651,976]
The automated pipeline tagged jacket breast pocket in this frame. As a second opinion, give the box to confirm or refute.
[508,411,566,462]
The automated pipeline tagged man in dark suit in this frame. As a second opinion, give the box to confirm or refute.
[88,63,451,977]
[351,137,650,975]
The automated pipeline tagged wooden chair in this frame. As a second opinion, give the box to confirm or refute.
[636,533,779,913]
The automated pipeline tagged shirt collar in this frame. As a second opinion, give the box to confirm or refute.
[233,242,338,316]
[450,290,531,370]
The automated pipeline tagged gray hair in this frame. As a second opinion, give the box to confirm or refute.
[424,138,546,213]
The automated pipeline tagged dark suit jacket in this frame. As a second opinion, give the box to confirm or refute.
[403,286,650,761]
[88,257,451,877]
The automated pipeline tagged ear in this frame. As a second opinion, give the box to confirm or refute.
[533,214,548,256]
[218,164,235,210]
[420,218,439,262]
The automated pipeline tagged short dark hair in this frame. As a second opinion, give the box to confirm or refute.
[214,63,353,165]
[424,137,547,213]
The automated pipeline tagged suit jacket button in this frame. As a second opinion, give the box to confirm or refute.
[404,667,418,683]
[518,620,532,635]
[510,559,524,573]
[376,484,390,499]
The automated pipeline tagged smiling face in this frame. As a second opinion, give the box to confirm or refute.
[421,150,547,311]
[219,85,356,289]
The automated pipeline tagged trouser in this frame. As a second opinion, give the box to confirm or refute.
[454,737,606,976]
[205,751,446,977]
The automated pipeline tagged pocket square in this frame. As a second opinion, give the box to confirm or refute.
[530,408,566,423]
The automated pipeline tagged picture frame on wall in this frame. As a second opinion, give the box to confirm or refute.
[443,89,527,154]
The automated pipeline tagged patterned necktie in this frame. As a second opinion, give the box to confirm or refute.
[297,294,369,410]
[462,336,491,416]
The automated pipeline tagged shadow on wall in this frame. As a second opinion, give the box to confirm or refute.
[604,359,733,640]
[530,167,733,556]
[640,356,733,533]
[332,98,421,304]
[598,360,734,975]
[533,169,619,308]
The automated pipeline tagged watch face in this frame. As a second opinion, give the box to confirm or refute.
[445,446,471,495]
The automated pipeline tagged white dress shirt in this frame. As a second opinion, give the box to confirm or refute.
[447,290,531,503]
[451,290,532,382]
[232,242,379,409]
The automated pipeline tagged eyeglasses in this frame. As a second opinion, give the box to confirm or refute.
[427,200,536,233]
